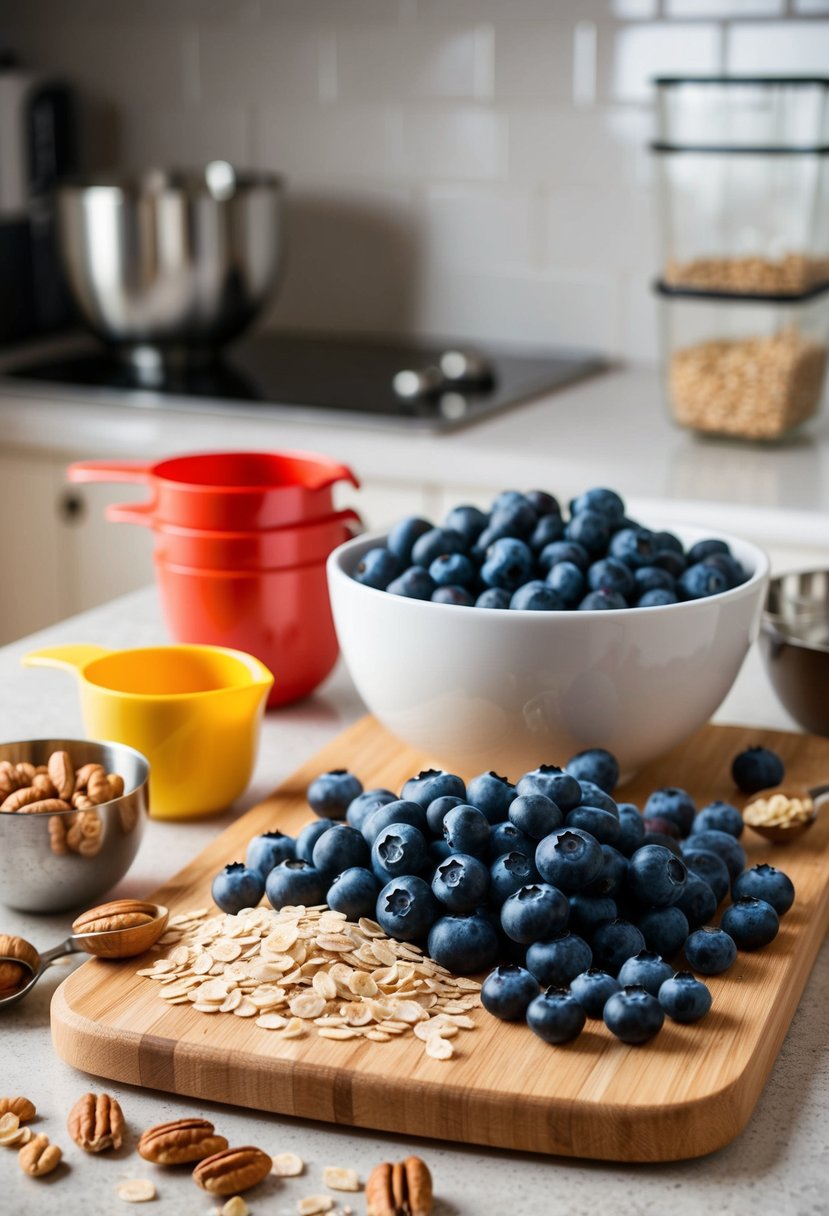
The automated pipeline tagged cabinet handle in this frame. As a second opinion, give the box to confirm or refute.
[58,490,86,525]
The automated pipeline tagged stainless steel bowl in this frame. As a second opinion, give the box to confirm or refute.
[55,163,283,364]
[0,739,150,914]
[760,569,829,737]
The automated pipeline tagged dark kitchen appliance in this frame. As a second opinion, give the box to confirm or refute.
[0,63,76,344]
[0,331,607,433]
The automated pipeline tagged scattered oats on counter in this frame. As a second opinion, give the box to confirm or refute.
[137,905,480,1058]
[116,1178,157,1203]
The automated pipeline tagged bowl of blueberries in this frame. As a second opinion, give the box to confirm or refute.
[326,486,769,780]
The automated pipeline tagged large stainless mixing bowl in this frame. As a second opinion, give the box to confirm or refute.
[56,163,283,363]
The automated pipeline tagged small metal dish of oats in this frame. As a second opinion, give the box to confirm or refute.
[0,738,149,913]
[742,787,820,843]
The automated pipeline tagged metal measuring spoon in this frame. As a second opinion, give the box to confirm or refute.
[0,900,169,1010]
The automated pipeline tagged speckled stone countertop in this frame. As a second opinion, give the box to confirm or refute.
[1,589,827,1216]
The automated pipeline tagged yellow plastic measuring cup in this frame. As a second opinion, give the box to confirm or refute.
[22,644,274,820]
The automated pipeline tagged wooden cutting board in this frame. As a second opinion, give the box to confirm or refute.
[52,716,829,1163]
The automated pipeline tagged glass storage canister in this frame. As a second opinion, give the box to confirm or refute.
[654,145,829,295]
[655,280,829,441]
[655,76,829,150]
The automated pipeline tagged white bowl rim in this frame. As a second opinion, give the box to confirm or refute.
[327,522,770,618]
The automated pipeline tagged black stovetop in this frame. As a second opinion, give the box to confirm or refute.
[0,332,607,433]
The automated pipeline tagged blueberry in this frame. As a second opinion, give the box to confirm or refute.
[295,817,336,863]
[265,859,327,910]
[567,893,617,938]
[535,828,604,891]
[526,489,561,517]
[211,862,265,915]
[633,566,676,597]
[508,793,564,840]
[637,588,678,607]
[428,838,454,865]
[501,882,570,944]
[426,795,466,837]
[643,788,696,838]
[570,487,625,522]
[428,914,500,974]
[354,547,400,590]
[545,560,585,606]
[578,589,628,611]
[731,746,785,794]
[429,552,477,588]
[526,932,592,987]
[687,829,746,882]
[626,844,687,907]
[702,552,746,588]
[489,821,533,861]
[680,847,730,904]
[566,806,621,846]
[636,904,685,958]
[443,804,490,858]
[466,771,516,823]
[590,919,646,976]
[386,566,435,599]
[432,585,474,606]
[683,926,737,975]
[652,529,684,555]
[687,537,730,564]
[673,872,718,930]
[375,875,437,942]
[476,588,511,609]
[617,950,674,997]
[587,557,635,600]
[732,863,795,915]
[346,788,397,832]
[530,513,566,552]
[616,804,646,856]
[443,504,488,546]
[603,986,664,1044]
[387,516,432,565]
[653,550,687,579]
[565,748,620,795]
[510,580,564,610]
[326,867,380,920]
[609,527,657,570]
[402,769,466,808]
[585,845,628,898]
[526,987,586,1045]
[516,764,582,812]
[658,971,712,1023]
[312,823,370,877]
[472,520,517,559]
[489,497,538,539]
[679,562,729,600]
[691,800,744,839]
[480,537,534,591]
[371,822,427,883]
[642,830,684,858]
[721,897,780,951]
[411,526,467,568]
[538,540,590,574]
[575,781,619,816]
[489,851,540,907]
[565,509,611,555]
[643,816,681,841]
[481,964,540,1021]
[245,831,296,879]
[362,799,427,845]
[431,853,490,913]
[570,968,621,1018]
[307,769,363,820]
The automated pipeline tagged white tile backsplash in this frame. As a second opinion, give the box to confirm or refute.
[4,0,829,359]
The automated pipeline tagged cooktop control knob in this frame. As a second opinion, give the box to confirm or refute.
[392,366,444,400]
[439,349,495,388]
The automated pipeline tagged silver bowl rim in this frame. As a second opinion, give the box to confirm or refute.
[0,737,150,818]
[56,166,284,198]
[763,567,829,655]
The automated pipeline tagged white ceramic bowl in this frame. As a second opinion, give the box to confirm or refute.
[327,526,770,783]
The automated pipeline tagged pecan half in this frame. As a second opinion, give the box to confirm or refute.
[137,1117,228,1165]
[18,1133,61,1177]
[75,762,105,790]
[67,1092,125,1152]
[192,1146,272,1196]
[48,750,75,800]
[1,786,41,813]
[87,768,114,805]
[73,900,159,936]
[17,798,72,815]
[31,773,58,799]
[0,1097,36,1123]
[0,761,20,798]
[366,1157,433,1216]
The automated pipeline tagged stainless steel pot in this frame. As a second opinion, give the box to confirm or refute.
[55,162,283,365]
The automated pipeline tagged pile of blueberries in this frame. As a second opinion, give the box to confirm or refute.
[350,486,750,610]
[211,743,793,1048]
